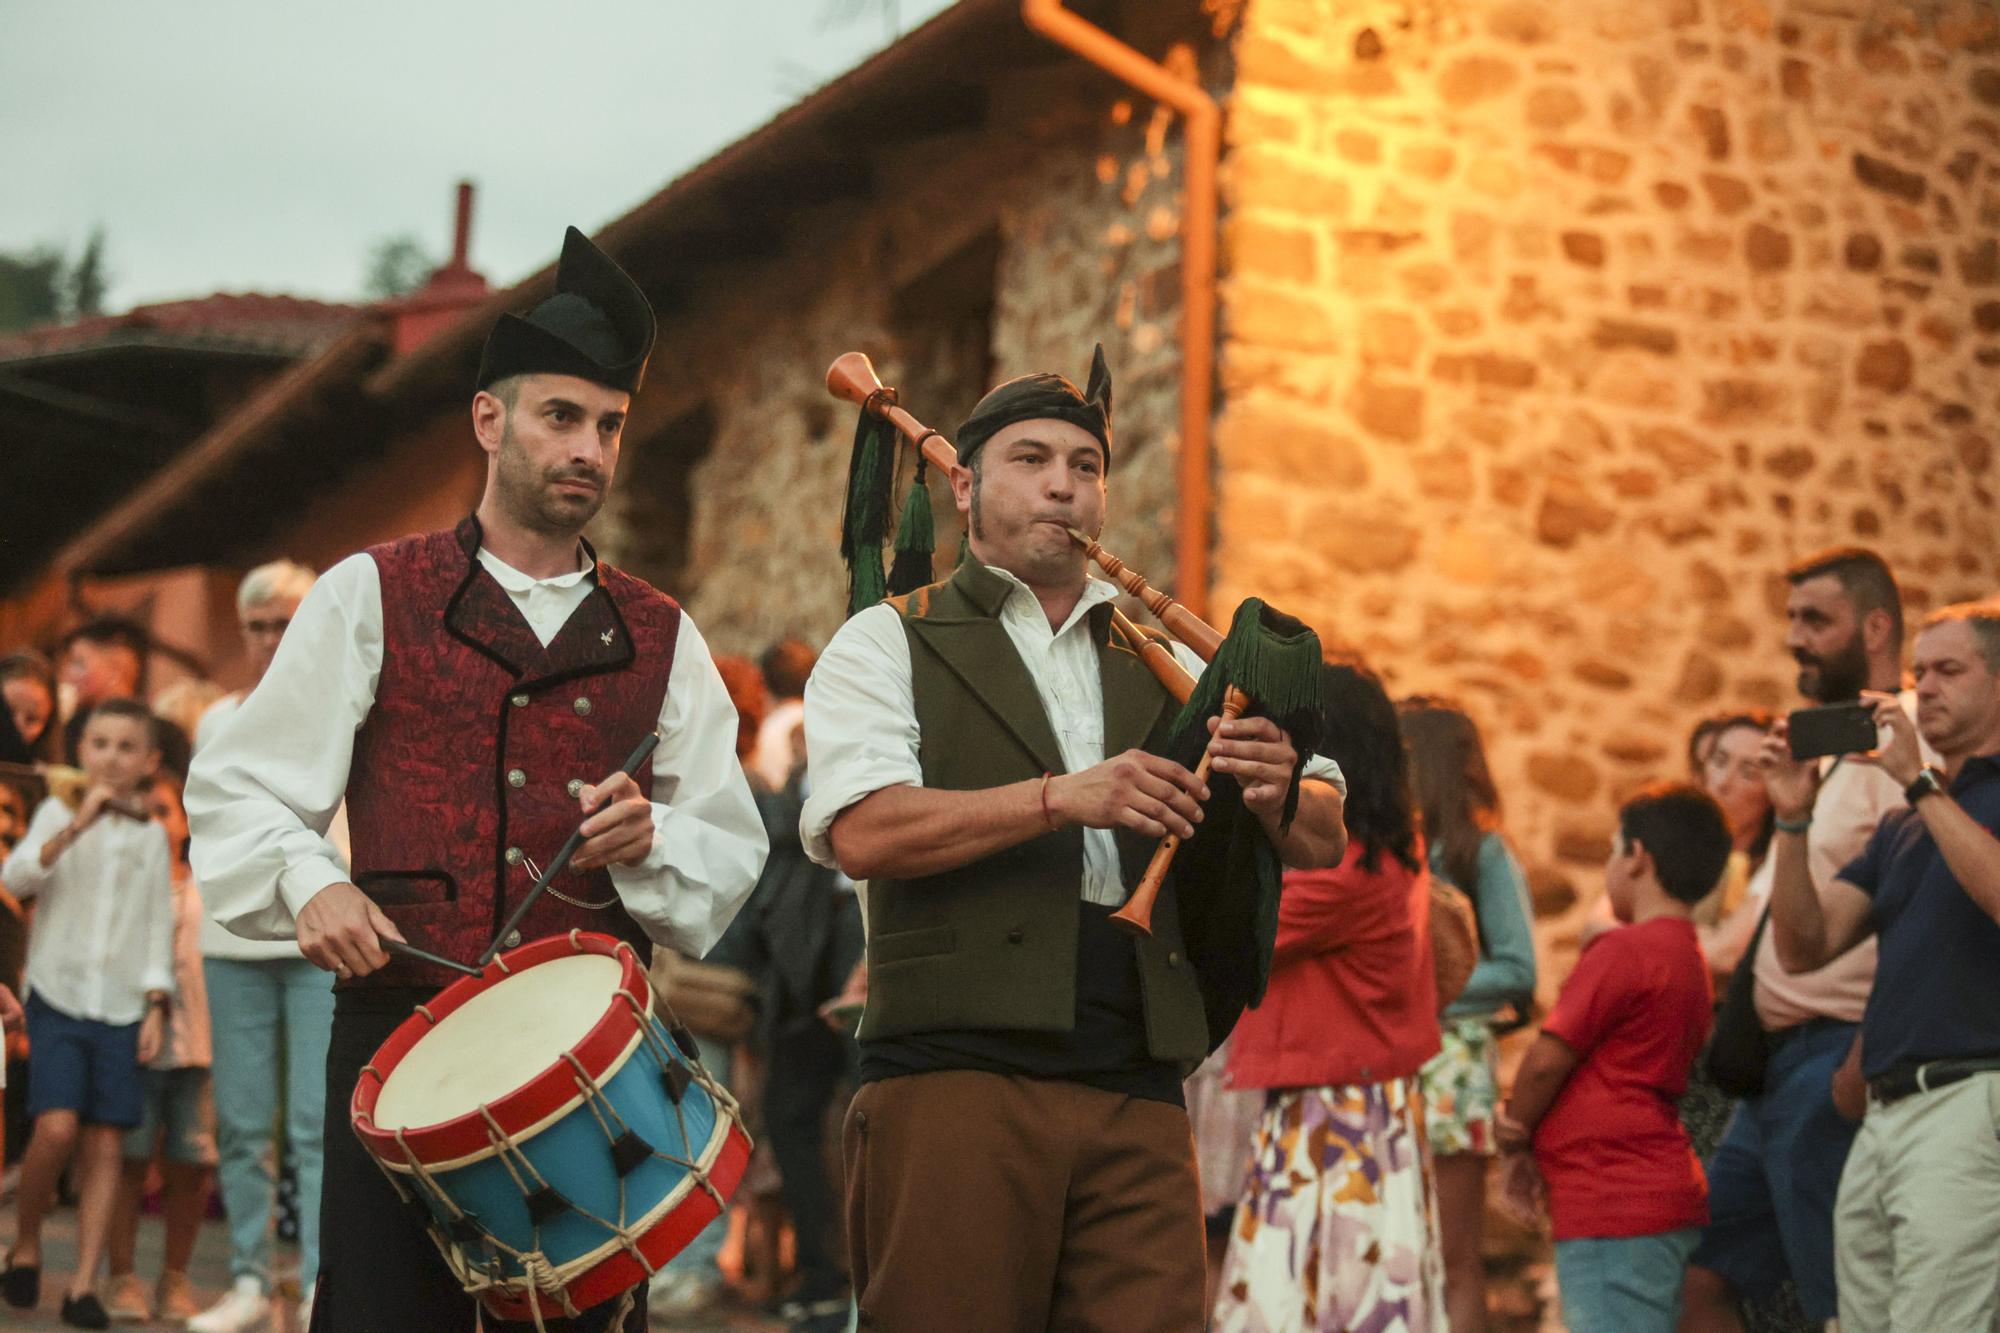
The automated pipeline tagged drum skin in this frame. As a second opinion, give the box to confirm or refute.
[351,932,750,1321]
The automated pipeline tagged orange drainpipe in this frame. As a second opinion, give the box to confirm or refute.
[1021,0,1221,622]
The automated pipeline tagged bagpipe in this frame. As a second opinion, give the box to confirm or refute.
[826,350,1329,1028]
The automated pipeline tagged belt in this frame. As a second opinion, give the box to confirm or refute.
[1865,1056,2000,1106]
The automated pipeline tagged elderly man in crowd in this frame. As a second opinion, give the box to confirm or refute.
[1764,598,2000,1331]
[185,560,335,1333]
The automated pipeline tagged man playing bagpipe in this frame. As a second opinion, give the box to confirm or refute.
[801,348,1349,1329]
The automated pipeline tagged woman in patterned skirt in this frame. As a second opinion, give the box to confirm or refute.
[1213,656,1447,1333]
[1400,697,1539,1333]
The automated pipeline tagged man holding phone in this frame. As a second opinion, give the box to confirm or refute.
[1762,599,2000,1330]
[1682,548,1917,1332]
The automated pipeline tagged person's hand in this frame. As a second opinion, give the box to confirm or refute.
[1830,1033,1868,1124]
[1205,715,1299,821]
[74,783,118,832]
[0,982,21,1031]
[298,881,404,979]
[1049,750,1208,840]
[1760,722,1822,821]
[1857,690,1924,788]
[1497,1151,1547,1230]
[572,772,654,871]
[137,1006,165,1064]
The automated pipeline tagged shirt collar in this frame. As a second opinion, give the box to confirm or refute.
[981,564,1118,639]
[1951,751,2000,789]
[476,545,593,593]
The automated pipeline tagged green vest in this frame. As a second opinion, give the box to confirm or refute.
[855,561,1212,1065]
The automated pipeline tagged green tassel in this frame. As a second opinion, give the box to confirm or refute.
[839,409,896,616]
[887,463,936,596]
[1168,598,1326,830]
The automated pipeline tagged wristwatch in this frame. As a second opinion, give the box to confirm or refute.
[1904,766,1947,807]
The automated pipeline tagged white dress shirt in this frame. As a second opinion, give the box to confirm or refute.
[800,568,1345,906]
[188,546,768,960]
[3,796,176,1024]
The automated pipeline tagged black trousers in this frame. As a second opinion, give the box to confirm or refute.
[763,1016,854,1300]
[312,988,648,1333]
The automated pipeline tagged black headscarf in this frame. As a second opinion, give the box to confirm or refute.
[954,344,1113,469]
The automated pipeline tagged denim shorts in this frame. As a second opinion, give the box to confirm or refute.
[123,1066,218,1166]
[1554,1228,1700,1333]
[24,992,145,1128]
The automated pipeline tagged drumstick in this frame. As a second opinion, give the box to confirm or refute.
[477,728,664,967]
[384,938,483,978]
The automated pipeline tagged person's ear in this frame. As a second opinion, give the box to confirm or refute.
[949,461,974,517]
[471,391,508,457]
[1860,606,1896,659]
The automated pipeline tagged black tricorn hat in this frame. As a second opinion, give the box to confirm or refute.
[476,227,655,396]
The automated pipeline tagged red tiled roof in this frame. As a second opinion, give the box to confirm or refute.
[0,292,361,362]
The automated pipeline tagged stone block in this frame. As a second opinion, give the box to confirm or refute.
[1528,751,1601,800]
[1351,377,1426,441]
[1303,503,1420,573]
[1217,397,1370,488]
[1229,283,1338,351]
[1360,308,1424,369]
[1856,339,1914,392]
[1536,474,1617,547]
[1846,233,1883,270]
[1562,231,1608,266]
[1701,172,1754,214]
[1526,85,1587,130]
[1690,105,1731,160]
[1440,54,1522,106]
[1634,425,1723,473]
[1224,215,1318,284]
[1432,352,1540,389]
[1574,659,1634,688]
[1593,319,1679,354]
[1852,152,1926,203]
[1746,223,1794,271]
[1674,651,1726,703]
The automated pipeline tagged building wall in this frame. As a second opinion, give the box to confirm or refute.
[1221,0,2000,979]
[592,53,1201,661]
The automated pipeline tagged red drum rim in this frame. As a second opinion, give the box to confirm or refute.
[477,1116,752,1323]
[350,931,649,1165]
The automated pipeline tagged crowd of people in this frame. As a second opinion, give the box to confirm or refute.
[1,220,1997,1333]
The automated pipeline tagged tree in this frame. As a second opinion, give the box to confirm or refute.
[362,234,435,299]
[69,228,107,318]
[0,247,67,334]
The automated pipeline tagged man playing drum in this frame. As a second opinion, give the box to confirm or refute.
[187,228,767,1332]
[800,352,1349,1328]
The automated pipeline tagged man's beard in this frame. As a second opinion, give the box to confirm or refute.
[496,428,606,537]
[1796,631,1869,703]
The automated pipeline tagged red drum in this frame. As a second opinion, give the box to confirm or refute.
[351,931,750,1324]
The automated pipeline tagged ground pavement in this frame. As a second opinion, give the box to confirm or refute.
[2,1202,784,1332]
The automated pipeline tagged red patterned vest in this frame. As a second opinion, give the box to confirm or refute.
[343,516,681,989]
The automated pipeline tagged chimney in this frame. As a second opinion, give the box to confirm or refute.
[450,181,474,273]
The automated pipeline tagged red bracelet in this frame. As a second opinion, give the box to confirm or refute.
[1039,772,1059,830]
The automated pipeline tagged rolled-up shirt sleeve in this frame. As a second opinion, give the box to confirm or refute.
[608,613,768,958]
[799,605,923,869]
[187,554,381,940]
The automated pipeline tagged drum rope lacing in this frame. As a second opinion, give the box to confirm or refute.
[377,942,744,1330]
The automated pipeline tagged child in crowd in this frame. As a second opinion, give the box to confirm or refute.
[1497,782,1728,1333]
[0,700,175,1330]
[105,770,216,1323]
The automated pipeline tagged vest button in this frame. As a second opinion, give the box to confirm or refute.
[507,768,526,788]
[1007,928,1025,944]
[510,693,529,708]
[503,929,522,949]
[505,847,524,866]
[1167,951,1183,967]
[573,697,593,716]
[566,779,585,798]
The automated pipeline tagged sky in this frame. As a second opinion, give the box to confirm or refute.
[0,0,957,309]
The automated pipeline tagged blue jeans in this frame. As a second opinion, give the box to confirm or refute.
[1688,1017,1858,1321]
[204,956,335,1292]
[660,1032,731,1279]
[1555,1229,1700,1333]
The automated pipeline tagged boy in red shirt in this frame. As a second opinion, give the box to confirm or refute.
[1497,782,1729,1333]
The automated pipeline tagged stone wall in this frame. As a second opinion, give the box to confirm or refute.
[1220,0,2000,987]
[591,52,1197,662]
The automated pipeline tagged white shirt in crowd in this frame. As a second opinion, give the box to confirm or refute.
[191,693,348,962]
[800,567,1346,906]
[3,796,176,1025]
[187,546,768,960]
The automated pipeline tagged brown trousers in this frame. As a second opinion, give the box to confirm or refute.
[843,1070,1207,1332]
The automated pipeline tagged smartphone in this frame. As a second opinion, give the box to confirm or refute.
[1788,702,1879,761]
